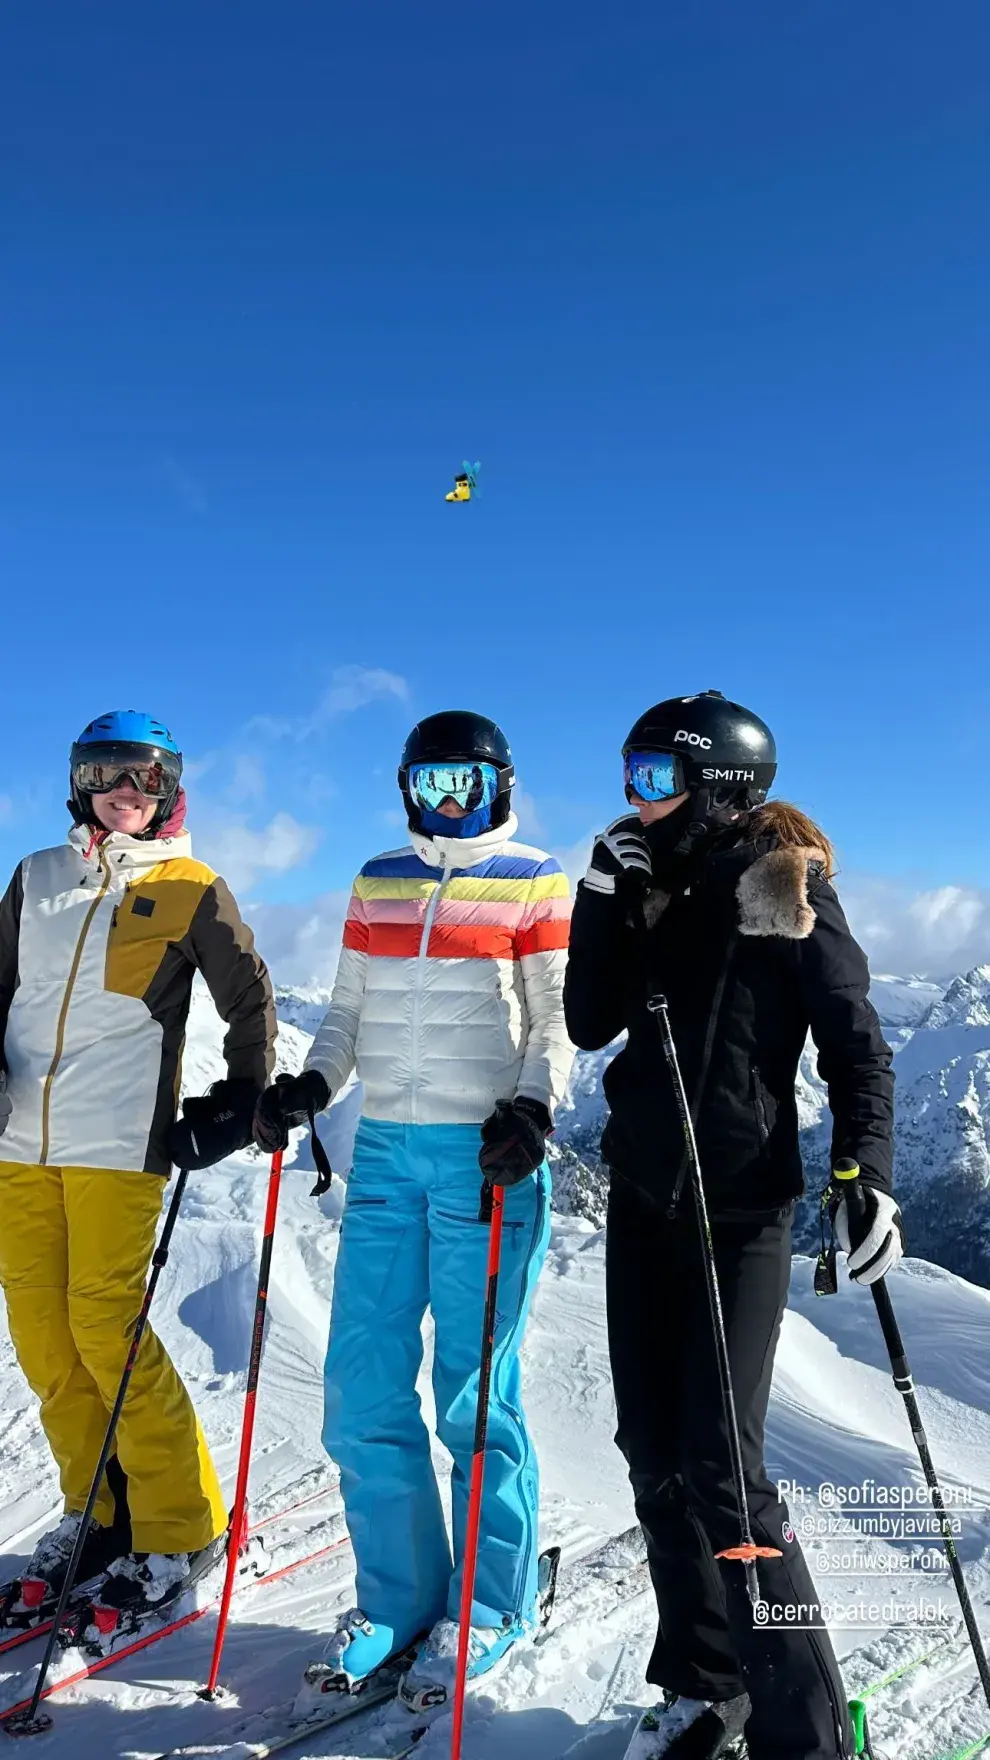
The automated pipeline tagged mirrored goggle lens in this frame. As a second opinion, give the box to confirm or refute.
[73,752,180,798]
[624,751,681,802]
[407,761,500,812]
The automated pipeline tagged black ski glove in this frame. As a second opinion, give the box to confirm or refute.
[169,1078,261,1171]
[253,1070,331,1154]
[478,1097,551,1186]
[582,815,652,897]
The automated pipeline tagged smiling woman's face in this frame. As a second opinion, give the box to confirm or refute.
[91,780,159,835]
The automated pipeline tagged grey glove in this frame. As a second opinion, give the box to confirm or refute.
[0,1070,9,1139]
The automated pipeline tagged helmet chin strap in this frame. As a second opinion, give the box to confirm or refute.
[673,786,714,857]
[673,786,756,857]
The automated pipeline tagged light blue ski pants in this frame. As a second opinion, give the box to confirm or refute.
[323,1118,551,1653]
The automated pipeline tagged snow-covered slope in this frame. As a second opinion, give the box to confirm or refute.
[4,982,990,1756]
[4,1127,990,1755]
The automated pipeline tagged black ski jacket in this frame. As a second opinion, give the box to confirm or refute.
[563,813,894,1218]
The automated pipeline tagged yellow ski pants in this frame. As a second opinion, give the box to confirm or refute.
[0,1164,228,1554]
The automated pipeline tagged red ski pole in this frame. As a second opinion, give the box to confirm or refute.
[201,1149,283,1699]
[450,1181,504,1760]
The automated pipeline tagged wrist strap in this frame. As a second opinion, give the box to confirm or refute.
[307,1103,334,1198]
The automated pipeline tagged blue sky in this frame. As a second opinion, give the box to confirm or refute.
[3,2,989,980]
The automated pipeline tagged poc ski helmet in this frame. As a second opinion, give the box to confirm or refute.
[398,710,515,834]
[622,690,776,834]
[69,710,183,833]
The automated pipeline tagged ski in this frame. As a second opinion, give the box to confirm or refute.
[149,1528,649,1760]
[0,1473,340,1665]
[153,1650,425,1759]
[0,1522,349,1729]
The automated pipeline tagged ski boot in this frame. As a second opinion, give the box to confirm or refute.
[292,1609,417,1720]
[0,1513,129,1629]
[399,1543,562,1713]
[70,1535,228,1654]
[623,1690,751,1759]
[398,1616,524,1713]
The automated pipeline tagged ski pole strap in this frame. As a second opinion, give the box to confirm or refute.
[814,1158,865,1297]
[307,1104,334,1198]
[478,1178,494,1224]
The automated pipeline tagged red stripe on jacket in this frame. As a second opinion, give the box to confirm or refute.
[341,915,570,961]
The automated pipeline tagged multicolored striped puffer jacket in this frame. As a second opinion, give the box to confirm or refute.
[305,815,575,1126]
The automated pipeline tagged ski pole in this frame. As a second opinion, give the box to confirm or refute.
[647,994,780,1609]
[832,1159,990,1715]
[5,1169,191,1739]
[450,1180,504,1760]
[200,1149,284,1701]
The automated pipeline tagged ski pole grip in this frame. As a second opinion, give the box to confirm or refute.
[833,1157,867,1225]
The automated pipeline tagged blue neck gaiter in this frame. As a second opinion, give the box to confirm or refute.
[419,803,494,840]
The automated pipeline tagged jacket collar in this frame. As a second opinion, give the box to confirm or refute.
[68,822,194,876]
[645,833,825,941]
[409,811,519,872]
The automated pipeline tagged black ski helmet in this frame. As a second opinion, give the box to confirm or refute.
[623,690,777,825]
[398,710,515,833]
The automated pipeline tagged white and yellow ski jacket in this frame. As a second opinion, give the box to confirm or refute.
[0,823,274,1175]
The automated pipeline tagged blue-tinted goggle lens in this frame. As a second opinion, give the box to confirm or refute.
[408,761,500,813]
[624,751,681,802]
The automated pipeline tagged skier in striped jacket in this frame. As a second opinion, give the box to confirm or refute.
[254,710,574,1707]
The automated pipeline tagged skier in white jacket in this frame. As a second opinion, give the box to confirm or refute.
[254,710,574,1707]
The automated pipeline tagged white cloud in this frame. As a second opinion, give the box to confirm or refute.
[841,874,990,979]
[226,753,267,804]
[551,831,594,891]
[197,812,322,895]
[250,665,409,742]
[249,890,351,988]
[512,785,545,840]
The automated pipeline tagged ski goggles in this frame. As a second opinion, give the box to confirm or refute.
[623,750,684,803]
[71,744,182,799]
[406,760,501,814]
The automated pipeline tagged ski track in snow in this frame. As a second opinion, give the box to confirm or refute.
[4,996,990,1758]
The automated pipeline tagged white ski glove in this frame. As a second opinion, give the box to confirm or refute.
[583,815,652,896]
[835,1186,904,1285]
[0,1070,10,1139]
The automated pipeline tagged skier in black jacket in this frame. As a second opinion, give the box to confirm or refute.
[564,692,901,1760]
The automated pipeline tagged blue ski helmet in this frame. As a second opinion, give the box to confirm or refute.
[69,710,183,832]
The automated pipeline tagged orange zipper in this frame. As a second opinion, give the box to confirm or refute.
[39,848,112,1165]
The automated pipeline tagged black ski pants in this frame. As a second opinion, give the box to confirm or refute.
[606,1172,854,1760]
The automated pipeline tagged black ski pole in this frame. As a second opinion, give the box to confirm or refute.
[647,993,781,1609]
[5,1169,191,1739]
[831,1159,990,1714]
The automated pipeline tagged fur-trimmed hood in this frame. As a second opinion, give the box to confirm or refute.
[642,801,830,939]
[735,801,828,941]
[736,844,824,940]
